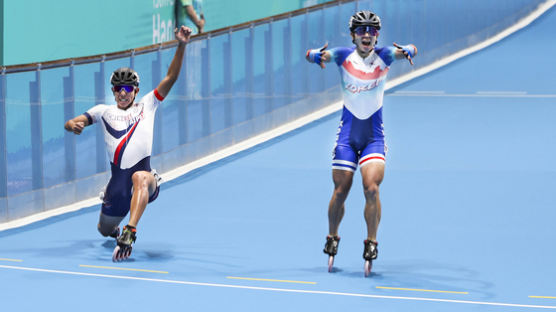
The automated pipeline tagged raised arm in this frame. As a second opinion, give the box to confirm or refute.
[156,26,192,98]
[306,42,333,69]
[393,43,417,65]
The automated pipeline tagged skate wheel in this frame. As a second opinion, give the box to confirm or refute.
[124,247,132,259]
[328,256,334,273]
[112,246,121,262]
[112,246,132,262]
[364,260,372,277]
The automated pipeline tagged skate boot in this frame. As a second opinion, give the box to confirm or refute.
[363,239,378,277]
[112,225,136,262]
[109,227,120,239]
[323,235,340,272]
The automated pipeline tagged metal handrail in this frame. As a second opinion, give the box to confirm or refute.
[2,0,353,74]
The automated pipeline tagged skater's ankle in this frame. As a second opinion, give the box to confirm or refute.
[365,238,377,245]
[124,224,137,232]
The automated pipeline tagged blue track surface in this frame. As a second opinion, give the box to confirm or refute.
[2,7,556,311]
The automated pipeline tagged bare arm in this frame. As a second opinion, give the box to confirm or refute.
[185,5,205,33]
[64,114,90,135]
[156,26,192,98]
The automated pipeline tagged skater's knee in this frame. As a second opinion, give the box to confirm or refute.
[363,183,379,199]
[333,186,350,201]
[132,172,151,192]
[98,223,112,237]
[98,222,119,238]
[132,172,149,187]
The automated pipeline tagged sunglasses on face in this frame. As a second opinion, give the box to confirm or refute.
[113,85,135,93]
[353,26,379,36]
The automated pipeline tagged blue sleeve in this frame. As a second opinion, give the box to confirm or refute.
[83,112,93,125]
[329,47,355,66]
[375,46,397,66]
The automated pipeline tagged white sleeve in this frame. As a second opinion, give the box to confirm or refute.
[85,104,108,124]
[138,90,163,113]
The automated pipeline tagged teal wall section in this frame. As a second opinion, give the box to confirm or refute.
[3,0,174,66]
[1,0,330,66]
[202,0,325,30]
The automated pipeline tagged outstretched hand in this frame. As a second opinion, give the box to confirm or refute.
[316,42,328,69]
[175,26,192,44]
[306,42,329,69]
[393,42,414,65]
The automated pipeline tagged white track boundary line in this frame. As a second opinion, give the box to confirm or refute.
[1,0,555,232]
[0,264,555,309]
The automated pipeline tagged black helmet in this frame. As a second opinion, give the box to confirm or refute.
[349,10,381,32]
[110,67,140,86]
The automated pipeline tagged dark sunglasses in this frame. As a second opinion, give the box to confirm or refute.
[353,26,379,36]
[113,85,135,92]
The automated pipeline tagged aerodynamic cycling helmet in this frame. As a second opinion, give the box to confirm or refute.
[110,67,140,86]
[349,10,381,32]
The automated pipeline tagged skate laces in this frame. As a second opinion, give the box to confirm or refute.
[324,235,340,256]
[118,226,137,246]
[363,239,378,260]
